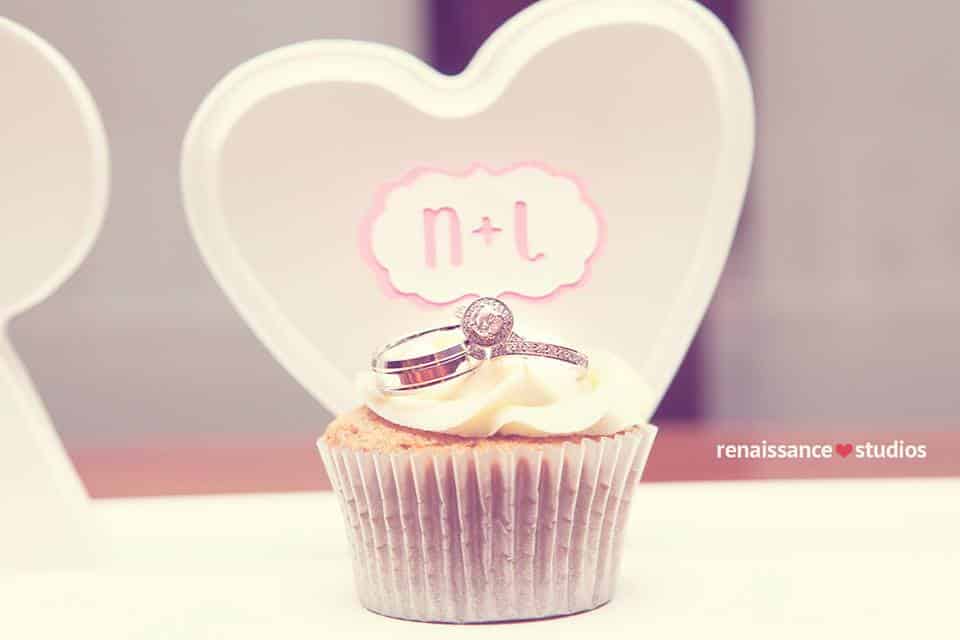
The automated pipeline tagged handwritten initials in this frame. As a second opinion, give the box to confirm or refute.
[422,201,544,268]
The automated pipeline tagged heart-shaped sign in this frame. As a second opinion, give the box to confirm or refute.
[181,0,754,415]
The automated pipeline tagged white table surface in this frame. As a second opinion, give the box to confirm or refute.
[3,478,957,639]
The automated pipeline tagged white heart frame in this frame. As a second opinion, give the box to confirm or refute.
[1,17,109,570]
[182,0,754,416]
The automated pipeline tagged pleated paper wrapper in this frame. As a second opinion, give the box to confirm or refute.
[317,425,657,623]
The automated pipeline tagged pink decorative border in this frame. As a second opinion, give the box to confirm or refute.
[357,162,607,307]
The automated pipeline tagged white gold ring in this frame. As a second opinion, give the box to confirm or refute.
[373,297,588,393]
[459,297,589,368]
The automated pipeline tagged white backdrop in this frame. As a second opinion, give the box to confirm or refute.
[5,1,425,447]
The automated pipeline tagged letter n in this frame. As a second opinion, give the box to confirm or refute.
[423,207,463,268]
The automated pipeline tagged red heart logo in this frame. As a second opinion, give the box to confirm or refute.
[835,443,853,458]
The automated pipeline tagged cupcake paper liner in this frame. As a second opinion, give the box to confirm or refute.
[317,426,656,623]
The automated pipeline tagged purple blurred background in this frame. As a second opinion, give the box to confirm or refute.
[4,0,959,457]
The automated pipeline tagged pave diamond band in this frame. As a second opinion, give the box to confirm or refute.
[373,297,588,393]
[492,336,590,368]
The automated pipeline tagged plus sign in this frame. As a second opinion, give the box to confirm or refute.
[471,216,503,246]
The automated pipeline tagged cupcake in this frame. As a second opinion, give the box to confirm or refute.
[317,299,657,623]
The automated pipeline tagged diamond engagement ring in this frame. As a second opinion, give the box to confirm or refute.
[459,297,589,368]
[373,297,588,393]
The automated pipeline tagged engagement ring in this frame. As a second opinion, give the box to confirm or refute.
[373,297,588,392]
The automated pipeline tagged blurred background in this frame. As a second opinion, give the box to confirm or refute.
[3,1,958,492]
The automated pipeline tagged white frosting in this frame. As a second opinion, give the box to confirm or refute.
[358,349,654,437]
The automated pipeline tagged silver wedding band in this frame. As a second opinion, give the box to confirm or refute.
[371,325,479,392]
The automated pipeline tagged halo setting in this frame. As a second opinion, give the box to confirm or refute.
[461,297,514,347]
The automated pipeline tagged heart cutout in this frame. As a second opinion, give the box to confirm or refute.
[835,443,854,458]
[181,0,754,415]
